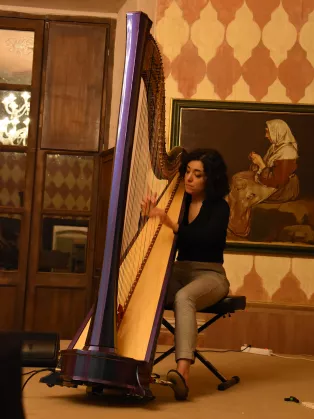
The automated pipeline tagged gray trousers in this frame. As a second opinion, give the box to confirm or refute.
[166,261,230,362]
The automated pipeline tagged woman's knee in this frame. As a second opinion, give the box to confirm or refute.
[174,288,193,308]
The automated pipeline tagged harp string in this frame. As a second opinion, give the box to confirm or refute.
[119,90,151,308]
[118,83,154,310]
[118,93,158,310]
[120,84,149,257]
[117,39,169,317]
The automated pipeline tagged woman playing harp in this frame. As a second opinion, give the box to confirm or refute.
[41,12,188,401]
[142,148,231,400]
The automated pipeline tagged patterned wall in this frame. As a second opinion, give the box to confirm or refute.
[155,0,314,306]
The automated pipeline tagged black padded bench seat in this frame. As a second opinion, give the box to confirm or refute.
[156,295,247,391]
[164,295,246,314]
[199,295,246,314]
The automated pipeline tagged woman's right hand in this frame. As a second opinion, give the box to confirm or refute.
[149,207,179,233]
[140,192,157,216]
[250,152,265,169]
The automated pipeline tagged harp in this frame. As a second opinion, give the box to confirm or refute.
[42,12,184,399]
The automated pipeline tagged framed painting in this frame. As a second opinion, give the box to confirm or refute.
[170,99,314,256]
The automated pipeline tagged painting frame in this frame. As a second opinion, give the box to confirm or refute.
[170,99,314,257]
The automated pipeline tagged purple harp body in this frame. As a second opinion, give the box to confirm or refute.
[46,12,183,399]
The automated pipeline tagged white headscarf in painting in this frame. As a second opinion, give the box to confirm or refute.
[263,119,298,167]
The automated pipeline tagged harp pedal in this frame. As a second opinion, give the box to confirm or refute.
[150,374,172,387]
[40,370,64,387]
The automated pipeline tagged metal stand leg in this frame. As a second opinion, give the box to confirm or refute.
[154,317,176,366]
[154,346,175,365]
[194,351,240,391]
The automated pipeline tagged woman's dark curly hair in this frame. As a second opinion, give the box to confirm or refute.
[179,148,230,201]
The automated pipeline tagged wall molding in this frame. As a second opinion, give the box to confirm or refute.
[246,301,314,312]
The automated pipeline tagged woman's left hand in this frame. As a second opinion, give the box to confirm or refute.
[149,207,178,233]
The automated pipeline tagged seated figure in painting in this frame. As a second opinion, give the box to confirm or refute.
[227,119,299,238]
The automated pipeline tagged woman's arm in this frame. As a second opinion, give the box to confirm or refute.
[258,159,297,188]
[149,207,179,233]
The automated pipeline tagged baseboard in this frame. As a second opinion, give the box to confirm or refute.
[159,306,314,356]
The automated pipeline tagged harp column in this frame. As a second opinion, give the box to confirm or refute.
[85,12,153,352]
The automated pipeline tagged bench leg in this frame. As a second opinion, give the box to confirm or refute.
[154,346,175,366]
[153,318,176,366]
[194,350,240,391]
[162,318,175,334]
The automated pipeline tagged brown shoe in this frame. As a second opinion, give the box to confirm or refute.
[167,370,189,401]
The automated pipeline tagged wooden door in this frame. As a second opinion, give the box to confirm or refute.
[0,17,44,330]
[24,20,112,338]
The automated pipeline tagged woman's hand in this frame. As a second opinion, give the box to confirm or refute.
[149,207,179,233]
[140,192,157,216]
[250,152,266,169]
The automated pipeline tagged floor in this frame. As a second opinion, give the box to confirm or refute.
[22,346,314,419]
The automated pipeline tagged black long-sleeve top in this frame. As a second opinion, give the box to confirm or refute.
[176,196,230,264]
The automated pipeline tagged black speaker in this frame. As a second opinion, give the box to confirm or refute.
[0,332,25,419]
[21,332,60,368]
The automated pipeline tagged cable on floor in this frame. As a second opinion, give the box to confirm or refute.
[155,344,252,354]
[22,369,54,391]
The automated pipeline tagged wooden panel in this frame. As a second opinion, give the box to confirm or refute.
[24,150,99,334]
[0,1,126,14]
[41,21,107,151]
[205,307,314,355]
[159,306,314,355]
[31,287,86,338]
[0,287,17,330]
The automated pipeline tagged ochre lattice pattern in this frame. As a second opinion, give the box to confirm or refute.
[44,155,94,211]
[155,0,314,306]
[157,0,314,101]
[0,152,26,207]
[156,0,314,134]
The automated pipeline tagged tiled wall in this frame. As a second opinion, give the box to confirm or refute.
[155,0,314,306]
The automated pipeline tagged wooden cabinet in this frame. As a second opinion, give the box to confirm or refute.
[0,12,115,337]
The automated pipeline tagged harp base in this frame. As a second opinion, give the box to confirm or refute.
[52,348,154,399]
